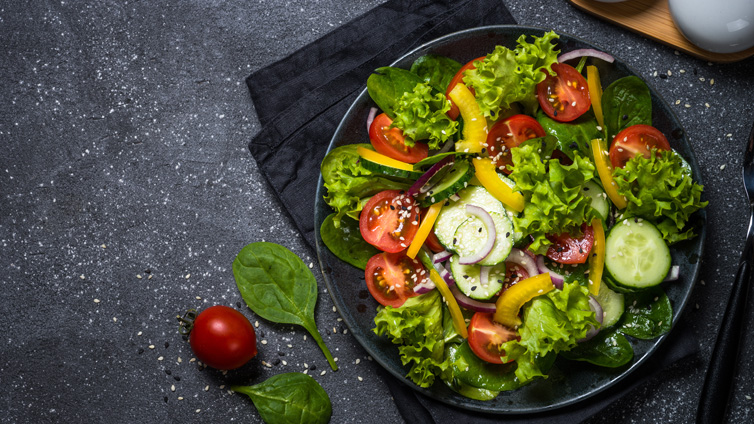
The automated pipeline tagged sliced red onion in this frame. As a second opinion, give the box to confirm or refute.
[458,205,496,265]
[433,250,453,264]
[407,156,454,197]
[366,107,378,133]
[438,264,456,287]
[663,265,680,282]
[505,248,540,279]
[579,295,605,343]
[536,255,565,289]
[558,49,615,64]
[413,277,436,294]
[450,285,497,313]
[479,266,492,287]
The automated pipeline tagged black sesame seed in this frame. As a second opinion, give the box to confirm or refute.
[478,227,483,233]
[553,109,558,117]
[174,376,181,381]
[138,348,144,354]
[236,301,242,308]
[165,370,172,375]
[659,74,667,79]
[309,364,317,370]
[505,232,510,238]
[390,205,395,210]
[258,330,265,338]
[569,142,578,150]
[583,186,590,191]
[164,342,169,349]
[622,114,628,120]
[164,396,168,403]
[463,274,469,279]
[471,286,477,291]
[273,358,281,365]
[145,269,151,274]
[278,351,285,356]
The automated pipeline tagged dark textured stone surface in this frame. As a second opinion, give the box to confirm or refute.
[1,0,752,423]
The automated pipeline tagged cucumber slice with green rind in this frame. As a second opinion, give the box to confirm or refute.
[360,156,423,180]
[434,186,506,249]
[417,159,475,206]
[583,180,610,221]
[451,212,514,266]
[604,218,671,291]
[595,283,625,328]
[449,255,506,300]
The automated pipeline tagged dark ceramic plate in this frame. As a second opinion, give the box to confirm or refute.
[314,25,705,414]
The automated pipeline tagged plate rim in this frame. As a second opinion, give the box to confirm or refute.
[314,24,706,414]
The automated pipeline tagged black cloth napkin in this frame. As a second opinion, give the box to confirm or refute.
[246,0,700,422]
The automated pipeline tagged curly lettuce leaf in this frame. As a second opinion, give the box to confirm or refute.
[613,150,707,244]
[510,142,596,253]
[391,82,458,149]
[321,144,408,227]
[463,31,560,119]
[373,291,449,387]
[500,281,599,384]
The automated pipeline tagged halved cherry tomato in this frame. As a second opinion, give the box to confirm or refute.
[369,113,429,164]
[503,263,529,287]
[446,56,485,120]
[424,230,445,253]
[609,124,671,169]
[545,224,595,264]
[467,312,520,364]
[365,252,424,307]
[359,190,421,253]
[487,114,546,173]
[536,63,591,122]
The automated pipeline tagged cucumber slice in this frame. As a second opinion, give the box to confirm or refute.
[583,180,609,221]
[361,156,423,180]
[595,283,625,328]
[434,186,506,249]
[449,255,506,300]
[417,159,474,206]
[450,212,514,266]
[604,218,671,291]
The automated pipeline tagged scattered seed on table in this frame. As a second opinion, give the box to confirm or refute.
[204,385,209,392]
[164,342,169,349]
[195,409,201,414]
[137,274,142,279]
[195,296,201,300]
[254,321,259,328]
[165,370,172,375]
[157,356,164,361]
[236,302,242,308]
[261,340,267,345]
[281,360,287,366]
[309,364,316,370]
[138,348,144,355]
[174,376,180,381]
[320,371,326,376]
[163,396,168,403]
[277,351,285,356]
[137,331,142,336]
[93,299,100,303]
[220,385,225,389]
[273,359,281,365]
[171,385,176,392]
[178,397,184,401]
[358,376,363,382]
[185,274,191,279]
[355,359,361,364]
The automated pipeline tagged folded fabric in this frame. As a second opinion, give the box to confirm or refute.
[245,0,699,422]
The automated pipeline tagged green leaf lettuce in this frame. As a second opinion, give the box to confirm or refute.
[391,82,458,149]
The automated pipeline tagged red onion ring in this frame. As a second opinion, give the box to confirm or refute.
[579,295,605,343]
[439,264,456,287]
[413,277,436,294]
[505,248,540,279]
[458,205,496,265]
[433,250,453,264]
[663,265,680,282]
[479,265,492,287]
[366,107,378,133]
[450,285,497,313]
[536,255,565,289]
[407,156,454,197]
[558,48,615,64]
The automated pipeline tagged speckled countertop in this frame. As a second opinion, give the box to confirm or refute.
[1,1,753,423]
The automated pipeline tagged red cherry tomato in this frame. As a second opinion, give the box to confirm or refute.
[359,190,421,253]
[189,305,257,370]
[487,114,546,173]
[368,113,428,164]
[545,224,595,264]
[445,56,486,120]
[609,124,671,169]
[365,252,424,307]
[467,312,520,364]
[536,63,591,122]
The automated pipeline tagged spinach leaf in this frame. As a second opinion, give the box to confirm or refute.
[601,76,652,142]
[536,109,601,160]
[233,242,338,370]
[561,328,634,367]
[410,54,462,92]
[319,214,377,270]
[447,341,523,392]
[619,288,673,339]
[367,67,424,118]
[232,373,332,424]
[443,377,500,401]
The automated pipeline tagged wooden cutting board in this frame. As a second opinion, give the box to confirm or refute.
[568,0,754,63]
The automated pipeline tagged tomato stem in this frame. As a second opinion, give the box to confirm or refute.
[176,308,198,336]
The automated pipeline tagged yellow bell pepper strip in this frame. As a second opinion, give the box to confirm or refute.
[357,146,415,172]
[417,249,468,338]
[587,218,606,296]
[472,157,525,213]
[590,138,627,209]
[586,65,605,128]
[448,83,487,153]
[406,202,443,259]
[494,273,554,328]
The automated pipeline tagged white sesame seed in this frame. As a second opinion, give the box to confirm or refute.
[261,340,268,345]
[137,331,142,336]
[204,385,210,391]
[177,357,182,363]
[136,274,142,279]
[355,358,361,364]
[195,296,201,300]
[171,385,176,392]
[320,370,326,376]
[100,244,107,248]
[358,376,363,381]
[157,356,164,361]
[80,274,85,280]
[185,274,191,279]
[178,396,184,400]
[255,321,259,327]
[195,409,201,413]
[149,345,155,349]
[93,299,100,303]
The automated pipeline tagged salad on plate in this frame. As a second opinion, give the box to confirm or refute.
[318,30,706,401]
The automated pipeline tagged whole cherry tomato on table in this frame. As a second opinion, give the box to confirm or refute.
[182,305,257,370]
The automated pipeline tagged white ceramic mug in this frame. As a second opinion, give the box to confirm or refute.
[669,0,754,53]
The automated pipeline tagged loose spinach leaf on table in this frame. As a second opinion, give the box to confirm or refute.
[560,328,634,367]
[233,242,338,370]
[409,54,462,92]
[601,76,652,142]
[367,66,424,118]
[319,213,377,270]
[232,373,332,424]
[619,288,673,339]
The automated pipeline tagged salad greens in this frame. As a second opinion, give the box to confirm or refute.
[233,242,338,370]
[232,373,332,424]
[319,29,706,401]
